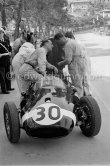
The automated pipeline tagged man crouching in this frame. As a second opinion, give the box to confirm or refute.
[19,39,58,107]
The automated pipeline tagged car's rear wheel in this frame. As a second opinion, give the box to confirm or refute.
[4,102,20,143]
[78,96,101,137]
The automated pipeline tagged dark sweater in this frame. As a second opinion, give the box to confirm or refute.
[47,38,65,70]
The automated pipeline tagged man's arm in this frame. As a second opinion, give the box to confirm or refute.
[46,61,58,74]
[46,61,54,69]
[0,53,9,58]
[36,49,47,75]
[37,49,58,74]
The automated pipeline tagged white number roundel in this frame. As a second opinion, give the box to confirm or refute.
[32,103,63,125]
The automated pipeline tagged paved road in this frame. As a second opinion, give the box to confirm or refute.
[0,32,110,165]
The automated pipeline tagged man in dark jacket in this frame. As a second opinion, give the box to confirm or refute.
[46,38,65,79]
[2,26,12,52]
[0,27,14,94]
[0,28,9,94]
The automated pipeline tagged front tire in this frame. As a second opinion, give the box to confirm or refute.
[79,96,101,137]
[4,102,20,143]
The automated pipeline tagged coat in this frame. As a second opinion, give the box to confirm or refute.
[0,41,10,67]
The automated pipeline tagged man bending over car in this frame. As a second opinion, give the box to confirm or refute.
[54,33,91,98]
[19,39,58,96]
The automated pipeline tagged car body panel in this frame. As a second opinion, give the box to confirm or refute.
[21,76,76,138]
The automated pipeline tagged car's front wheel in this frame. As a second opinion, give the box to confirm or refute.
[78,96,101,137]
[4,102,20,143]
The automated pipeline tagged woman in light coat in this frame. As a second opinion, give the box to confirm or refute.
[12,42,35,93]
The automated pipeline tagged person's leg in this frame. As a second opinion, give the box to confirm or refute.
[19,64,43,93]
[19,64,43,109]
[83,75,91,96]
[5,65,11,89]
[0,67,9,94]
[69,69,84,98]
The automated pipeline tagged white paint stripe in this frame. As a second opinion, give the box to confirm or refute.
[22,108,76,126]
[62,109,76,125]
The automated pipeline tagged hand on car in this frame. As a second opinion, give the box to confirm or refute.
[53,66,58,74]
[57,61,63,67]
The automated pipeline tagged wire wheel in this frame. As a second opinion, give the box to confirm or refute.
[79,96,101,137]
[4,102,20,143]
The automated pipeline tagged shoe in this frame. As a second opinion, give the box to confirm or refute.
[7,88,15,91]
[2,91,10,94]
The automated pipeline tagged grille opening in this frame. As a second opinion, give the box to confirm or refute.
[25,126,69,138]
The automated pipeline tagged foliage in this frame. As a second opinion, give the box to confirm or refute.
[22,0,74,37]
[0,0,77,38]
[22,0,69,26]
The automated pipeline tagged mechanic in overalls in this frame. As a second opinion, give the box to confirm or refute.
[19,39,58,98]
[54,33,91,98]
[65,31,91,96]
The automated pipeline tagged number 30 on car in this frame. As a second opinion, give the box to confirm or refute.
[22,103,63,126]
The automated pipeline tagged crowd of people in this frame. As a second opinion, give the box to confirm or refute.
[0,27,91,99]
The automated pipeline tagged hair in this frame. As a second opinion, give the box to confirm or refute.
[65,31,75,39]
[40,40,49,47]
[26,33,33,42]
[54,33,64,40]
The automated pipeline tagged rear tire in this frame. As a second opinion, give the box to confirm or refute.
[4,102,20,143]
[79,96,101,137]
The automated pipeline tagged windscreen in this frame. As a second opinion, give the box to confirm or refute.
[41,76,66,89]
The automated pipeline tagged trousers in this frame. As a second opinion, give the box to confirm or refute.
[68,56,90,98]
[0,67,7,92]
[19,63,43,93]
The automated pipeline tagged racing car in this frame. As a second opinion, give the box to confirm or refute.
[3,75,101,143]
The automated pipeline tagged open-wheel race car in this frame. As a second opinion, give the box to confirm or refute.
[3,75,101,143]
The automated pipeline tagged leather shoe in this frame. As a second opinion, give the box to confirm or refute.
[2,91,10,94]
[7,88,15,91]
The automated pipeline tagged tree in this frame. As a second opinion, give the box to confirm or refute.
[0,0,17,26]
[1,0,74,38]
[14,0,23,39]
[22,0,71,36]
[0,0,7,26]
